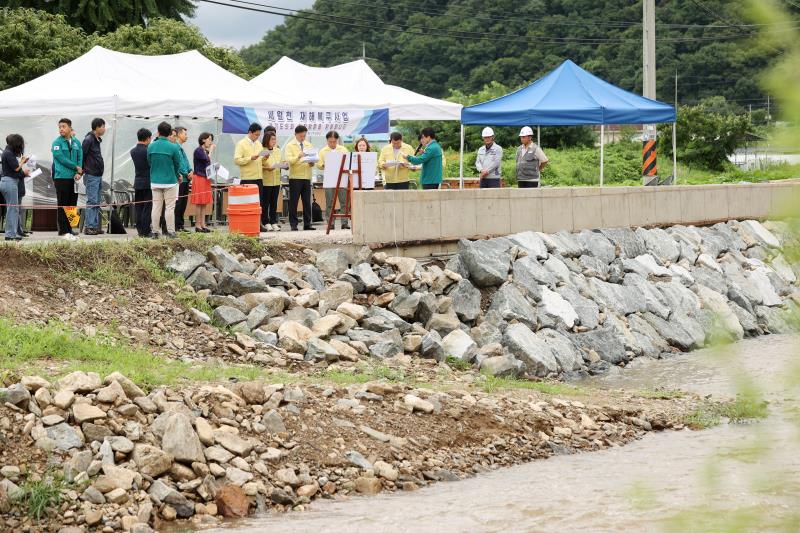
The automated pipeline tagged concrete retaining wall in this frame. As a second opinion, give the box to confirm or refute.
[351,181,800,246]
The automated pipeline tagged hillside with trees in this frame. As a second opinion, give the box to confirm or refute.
[241,0,794,111]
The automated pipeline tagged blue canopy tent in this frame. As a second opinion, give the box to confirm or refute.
[459,59,677,187]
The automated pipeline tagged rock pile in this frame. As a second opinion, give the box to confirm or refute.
[0,370,699,531]
[172,220,800,378]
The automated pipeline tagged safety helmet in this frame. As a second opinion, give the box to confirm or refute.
[481,127,494,137]
[519,126,534,137]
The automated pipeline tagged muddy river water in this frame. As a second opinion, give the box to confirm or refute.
[212,335,800,532]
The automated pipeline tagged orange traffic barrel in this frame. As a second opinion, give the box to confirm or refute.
[228,184,262,237]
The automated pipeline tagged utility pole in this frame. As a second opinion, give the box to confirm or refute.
[362,41,366,60]
[642,0,658,185]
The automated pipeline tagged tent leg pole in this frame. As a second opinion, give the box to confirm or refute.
[537,126,540,146]
[459,124,465,189]
[600,124,604,187]
[108,113,118,232]
[672,122,677,184]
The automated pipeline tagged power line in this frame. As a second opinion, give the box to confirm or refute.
[200,0,798,44]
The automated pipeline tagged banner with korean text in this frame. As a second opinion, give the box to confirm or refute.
[222,106,390,136]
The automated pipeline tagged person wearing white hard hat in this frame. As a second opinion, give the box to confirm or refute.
[515,126,548,188]
[475,127,503,188]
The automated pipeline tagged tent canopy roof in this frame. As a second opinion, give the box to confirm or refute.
[461,60,676,126]
[0,46,287,118]
[250,56,462,121]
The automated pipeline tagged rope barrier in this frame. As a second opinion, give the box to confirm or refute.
[0,183,236,210]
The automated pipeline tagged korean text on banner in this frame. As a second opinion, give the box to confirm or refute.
[222,106,391,136]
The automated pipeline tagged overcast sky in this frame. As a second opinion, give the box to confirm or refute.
[190,0,315,49]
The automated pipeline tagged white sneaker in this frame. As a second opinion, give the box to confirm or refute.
[62,233,77,241]
[273,224,281,232]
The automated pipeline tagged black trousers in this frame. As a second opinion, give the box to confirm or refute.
[422,183,440,190]
[264,185,281,225]
[174,181,190,229]
[288,179,312,229]
[480,178,501,188]
[518,180,540,188]
[134,188,152,236]
[54,179,77,235]
[385,182,410,190]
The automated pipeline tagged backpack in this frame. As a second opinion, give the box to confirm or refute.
[312,198,323,222]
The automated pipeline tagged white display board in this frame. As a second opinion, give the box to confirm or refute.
[322,151,377,188]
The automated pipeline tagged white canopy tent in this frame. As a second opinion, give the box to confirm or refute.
[0,46,293,204]
[249,57,462,121]
[0,46,287,118]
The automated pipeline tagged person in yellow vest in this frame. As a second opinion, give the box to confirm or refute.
[233,122,266,231]
[283,125,316,231]
[260,130,283,232]
[317,130,350,230]
[379,132,415,190]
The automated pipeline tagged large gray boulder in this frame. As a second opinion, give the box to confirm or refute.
[586,278,646,316]
[512,256,556,293]
[599,228,646,259]
[628,314,671,356]
[320,282,354,310]
[712,222,747,252]
[537,231,584,258]
[155,412,205,464]
[479,355,523,378]
[363,306,411,334]
[218,271,268,296]
[186,267,217,292]
[690,266,728,295]
[569,327,627,364]
[642,312,704,351]
[299,265,326,291]
[212,306,247,328]
[207,245,243,273]
[697,227,729,258]
[441,329,478,363]
[737,220,781,249]
[388,292,422,321]
[538,287,578,329]
[695,285,744,341]
[344,263,381,292]
[622,274,671,320]
[316,249,350,278]
[507,231,548,259]
[420,330,445,361]
[537,328,582,371]
[167,250,206,279]
[470,320,503,347]
[503,323,558,377]
[576,230,616,264]
[458,238,513,287]
[45,422,84,451]
[448,279,482,322]
[635,227,680,264]
[246,299,285,330]
[556,286,600,329]
[746,267,782,306]
[256,265,293,287]
[488,284,538,329]
[656,280,701,316]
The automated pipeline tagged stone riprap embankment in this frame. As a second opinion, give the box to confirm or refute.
[171,219,799,378]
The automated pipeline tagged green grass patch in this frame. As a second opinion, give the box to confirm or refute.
[635,388,686,400]
[1,232,267,288]
[174,286,214,316]
[683,395,768,429]
[684,409,722,429]
[13,473,65,521]
[478,374,586,395]
[0,318,278,390]
[445,356,472,371]
[316,363,408,385]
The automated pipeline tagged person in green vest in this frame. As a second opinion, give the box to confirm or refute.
[405,127,442,190]
[147,121,183,238]
[51,117,83,239]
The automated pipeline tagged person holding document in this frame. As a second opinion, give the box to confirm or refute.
[283,125,316,231]
[51,118,83,240]
[191,132,215,233]
[317,131,349,230]
[0,134,30,241]
[261,130,284,231]
[234,122,266,230]
[404,127,443,190]
[379,132,414,190]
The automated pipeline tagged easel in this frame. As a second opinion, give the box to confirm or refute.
[326,152,362,234]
